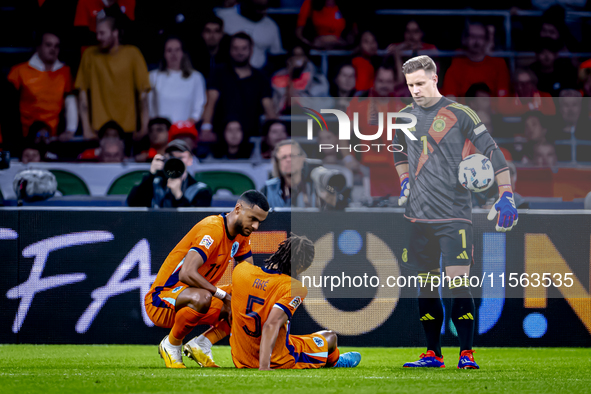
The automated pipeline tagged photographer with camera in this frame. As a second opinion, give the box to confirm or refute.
[261,140,349,210]
[126,139,212,208]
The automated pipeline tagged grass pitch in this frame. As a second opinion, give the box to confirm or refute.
[0,345,589,393]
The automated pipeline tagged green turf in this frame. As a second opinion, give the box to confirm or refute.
[1,345,590,393]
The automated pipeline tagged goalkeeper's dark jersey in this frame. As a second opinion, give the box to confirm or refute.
[393,96,508,224]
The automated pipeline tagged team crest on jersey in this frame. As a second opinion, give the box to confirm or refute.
[289,296,302,309]
[433,117,446,132]
[200,235,214,249]
[313,337,325,347]
[231,241,239,257]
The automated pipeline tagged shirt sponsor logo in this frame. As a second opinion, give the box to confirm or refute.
[199,235,214,249]
[289,296,302,309]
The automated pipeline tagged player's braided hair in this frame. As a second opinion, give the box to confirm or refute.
[264,233,315,276]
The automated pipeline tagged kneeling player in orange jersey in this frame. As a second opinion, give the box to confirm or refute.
[229,234,361,370]
[144,190,269,368]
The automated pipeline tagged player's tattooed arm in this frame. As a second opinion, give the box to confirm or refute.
[179,250,218,295]
[259,307,289,371]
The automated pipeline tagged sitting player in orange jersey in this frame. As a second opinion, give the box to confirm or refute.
[229,234,361,370]
[144,190,269,368]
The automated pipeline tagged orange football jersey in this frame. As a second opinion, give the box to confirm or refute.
[148,213,251,309]
[230,262,308,369]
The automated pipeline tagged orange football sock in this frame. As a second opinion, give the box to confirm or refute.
[170,307,205,345]
[325,347,340,368]
[204,320,231,345]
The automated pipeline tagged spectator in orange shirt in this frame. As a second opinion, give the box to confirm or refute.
[296,0,355,49]
[498,69,556,116]
[135,118,171,162]
[442,22,511,98]
[7,32,77,141]
[351,31,380,92]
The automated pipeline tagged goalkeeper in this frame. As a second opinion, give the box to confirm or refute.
[393,56,518,369]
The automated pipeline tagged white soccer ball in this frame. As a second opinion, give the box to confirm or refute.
[458,154,494,193]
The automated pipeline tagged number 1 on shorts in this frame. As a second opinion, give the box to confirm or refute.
[459,229,466,249]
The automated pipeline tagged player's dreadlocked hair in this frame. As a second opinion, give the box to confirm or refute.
[264,233,315,276]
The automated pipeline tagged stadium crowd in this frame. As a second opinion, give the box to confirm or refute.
[1,0,591,207]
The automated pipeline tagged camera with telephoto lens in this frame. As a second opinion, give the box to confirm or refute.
[310,166,347,195]
[162,157,185,179]
[305,159,350,210]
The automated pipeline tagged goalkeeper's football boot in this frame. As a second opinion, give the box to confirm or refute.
[333,352,362,368]
[158,335,186,369]
[183,340,219,368]
[403,350,445,368]
[458,349,479,369]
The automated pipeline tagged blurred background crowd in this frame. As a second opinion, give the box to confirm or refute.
[0,0,590,208]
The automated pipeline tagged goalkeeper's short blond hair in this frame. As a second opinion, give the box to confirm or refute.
[402,55,437,76]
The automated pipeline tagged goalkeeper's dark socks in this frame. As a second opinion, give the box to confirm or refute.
[418,296,444,358]
[450,281,475,352]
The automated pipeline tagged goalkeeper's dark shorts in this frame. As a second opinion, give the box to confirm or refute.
[405,222,474,273]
